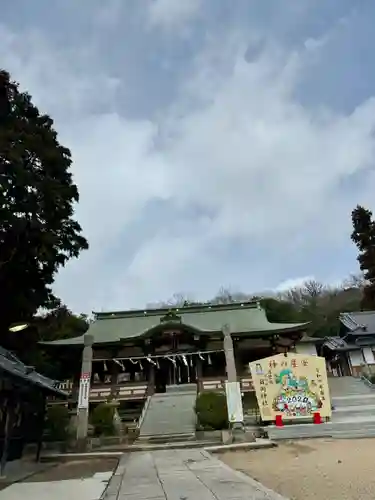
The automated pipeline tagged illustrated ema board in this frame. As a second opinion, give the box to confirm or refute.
[249,353,331,421]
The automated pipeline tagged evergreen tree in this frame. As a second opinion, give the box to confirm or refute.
[351,205,375,309]
[0,70,88,343]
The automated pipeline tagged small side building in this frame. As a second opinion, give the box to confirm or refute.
[0,346,67,468]
[322,311,375,377]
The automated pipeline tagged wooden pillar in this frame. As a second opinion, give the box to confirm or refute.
[35,395,46,462]
[148,364,155,395]
[233,339,241,377]
[143,339,155,394]
[0,394,14,477]
[196,357,203,392]
[110,359,119,398]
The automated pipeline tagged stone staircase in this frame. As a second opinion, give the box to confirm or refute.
[267,376,375,440]
[137,384,197,442]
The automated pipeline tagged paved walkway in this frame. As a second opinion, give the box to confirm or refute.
[107,449,288,500]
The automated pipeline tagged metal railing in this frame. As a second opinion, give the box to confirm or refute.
[361,373,375,388]
[137,395,152,430]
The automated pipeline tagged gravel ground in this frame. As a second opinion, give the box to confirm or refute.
[219,438,375,500]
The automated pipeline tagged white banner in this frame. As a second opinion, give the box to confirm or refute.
[78,372,91,409]
[225,381,244,423]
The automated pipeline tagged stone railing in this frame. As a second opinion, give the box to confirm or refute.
[56,380,74,391]
[110,382,148,401]
[54,380,148,401]
[200,375,254,392]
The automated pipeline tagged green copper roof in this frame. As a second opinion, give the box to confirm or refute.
[43,301,309,347]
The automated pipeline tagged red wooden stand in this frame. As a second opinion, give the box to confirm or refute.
[313,412,322,424]
[275,414,283,427]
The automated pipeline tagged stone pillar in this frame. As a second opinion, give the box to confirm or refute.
[222,324,253,441]
[76,334,93,451]
[223,324,237,382]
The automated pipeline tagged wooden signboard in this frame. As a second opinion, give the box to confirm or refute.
[249,353,331,421]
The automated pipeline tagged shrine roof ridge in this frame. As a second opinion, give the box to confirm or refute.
[93,300,260,320]
[42,300,309,347]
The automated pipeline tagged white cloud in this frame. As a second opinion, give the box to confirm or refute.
[275,276,316,292]
[161,44,375,243]
[147,0,202,30]
[2,11,375,313]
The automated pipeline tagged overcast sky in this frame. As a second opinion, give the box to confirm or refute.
[2,1,375,313]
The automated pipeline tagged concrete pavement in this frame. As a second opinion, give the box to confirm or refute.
[106,449,288,500]
[1,472,112,500]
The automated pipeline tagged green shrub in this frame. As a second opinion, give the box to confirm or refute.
[195,391,228,430]
[44,404,70,442]
[90,403,115,436]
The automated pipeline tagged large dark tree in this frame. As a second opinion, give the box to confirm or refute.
[0,70,88,341]
[351,205,375,309]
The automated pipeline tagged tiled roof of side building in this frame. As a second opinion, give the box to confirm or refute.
[0,347,67,397]
[339,311,375,334]
[42,301,310,347]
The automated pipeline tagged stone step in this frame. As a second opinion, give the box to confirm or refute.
[140,427,195,435]
[332,394,375,407]
[331,429,375,438]
[332,405,375,419]
[137,432,196,443]
[267,418,375,440]
[139,391,197,439]
[330,415,375,425]
[152,391,197,398]
[147,404,195,410]
[165,384,197,393]
[267,426,332,440]
[328,377,373,395]
[128,439,219,451]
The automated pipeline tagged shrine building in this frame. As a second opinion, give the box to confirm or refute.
[45,301,316,416]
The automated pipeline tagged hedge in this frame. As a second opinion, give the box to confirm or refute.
[195,391,228,430]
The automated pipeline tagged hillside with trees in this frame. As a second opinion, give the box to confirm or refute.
[150,275,364,339]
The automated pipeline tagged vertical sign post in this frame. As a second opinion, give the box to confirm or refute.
[78,372,91,409]
[76,334,93,450]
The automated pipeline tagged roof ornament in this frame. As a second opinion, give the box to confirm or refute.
[160,309,182,323]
